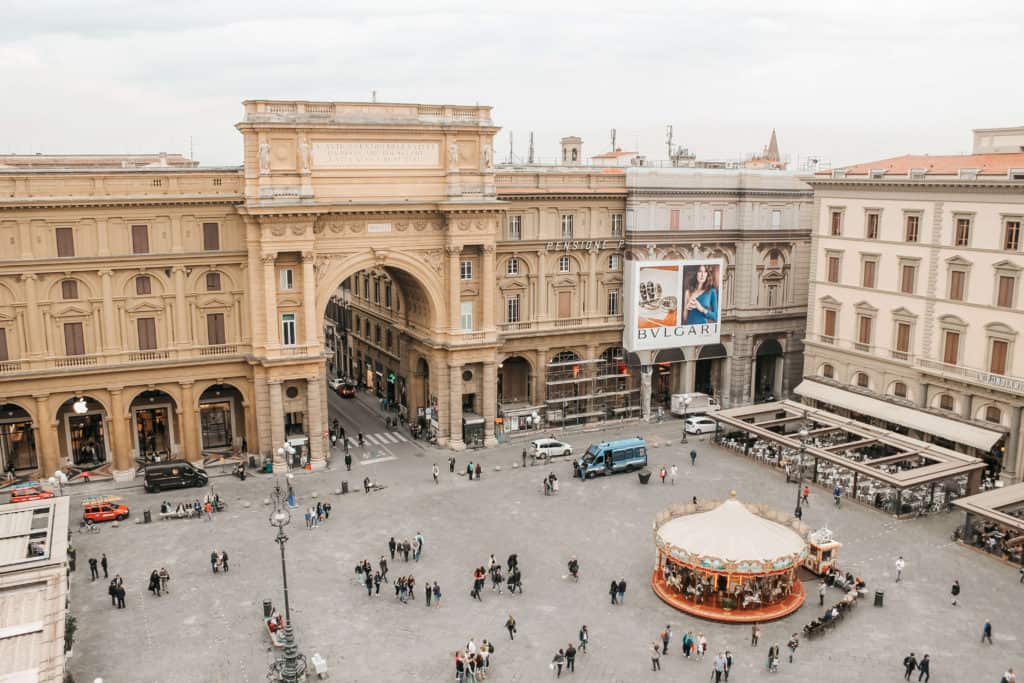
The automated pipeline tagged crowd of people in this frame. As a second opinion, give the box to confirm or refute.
[304,501,332,529]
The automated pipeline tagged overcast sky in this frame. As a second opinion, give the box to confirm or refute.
[2,1,1022,168]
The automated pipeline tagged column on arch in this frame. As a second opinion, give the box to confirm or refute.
[269,379,287,472]
[306,375,326,470]
[109,388,135,481]
[482,360,498,447]
[179,381,200,464]
[34,395,59,478]
[448,363,465,450]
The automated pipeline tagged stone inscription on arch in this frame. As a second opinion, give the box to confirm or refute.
[312,141,439,168]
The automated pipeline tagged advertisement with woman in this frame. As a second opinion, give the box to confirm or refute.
[624,258,723,351]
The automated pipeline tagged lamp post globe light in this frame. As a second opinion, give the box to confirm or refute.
[681,395,693,443]
[268,479,305,683]
[794,427,810,518]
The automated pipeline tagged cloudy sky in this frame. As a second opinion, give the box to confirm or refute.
[2,1,1022,168]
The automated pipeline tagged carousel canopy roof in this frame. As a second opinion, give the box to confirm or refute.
[657,499,806,564]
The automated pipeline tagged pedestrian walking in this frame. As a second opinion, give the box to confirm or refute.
[617,578,626,604]
[522,449,527,468]
[951,579,960,605]
[818,580,827,606]
[552,649,565,678]
[344,452,352,471]
[565,643,576,673]
[801,486,810,505]
[917,654,930,682]
[1003,668,1016,683]
[981,620,993,644]
[505,614,517,640]
[115,584,126,609]
[373,571,381,595]
[158,567,170,594]
[221,550,229,572]
[712,651,727,683]
[767,643,780,672]
[449,456,455,473]
[690,449,697,466]
[724,650,733,681]
[210,551,219,573]
[475,462,482,480]
[433,581,441,607]
[903,652,918,680]
[659,466,667,484]
[787,633,799,663]
[670,464,678,485]
[650,642,661,671]
[682,630,693,658]
[609,580,618,605]
[578,625,589,654]
[380,556,389,583]
[101,553,109,578]
[204,500,212,521]
[425,581,432,606]
[432,463,439,484]
[833,484,843,507]
[697,633,707,660]
[148,570,162,597]
[389,537,397,560]
[89,557,99,580]
[108,579,118,606]
[751,623,760,647]
[895,555,905,582]
[660,625,671,654]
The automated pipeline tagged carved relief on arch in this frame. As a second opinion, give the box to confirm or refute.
[423,249,444,274]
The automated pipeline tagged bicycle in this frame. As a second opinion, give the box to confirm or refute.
[78,520,100,534]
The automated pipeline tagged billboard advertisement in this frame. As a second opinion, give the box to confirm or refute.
[623,258,723,352]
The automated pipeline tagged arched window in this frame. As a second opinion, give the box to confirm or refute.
[855,372,869,388]
[821,364,834,379]
[985,406,1002,423]
[938,394,955,411]
[892,382,907,398]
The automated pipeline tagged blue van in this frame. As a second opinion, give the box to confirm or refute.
[575,437,648,478]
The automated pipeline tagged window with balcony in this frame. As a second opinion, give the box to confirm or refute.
[955,217,972,247]
[1004,219,1021,251]
[608,255,620,270]
[856,314,873,351]
[900,263,917,294]
[206,272,221,291]
[281,313,296,346]
[506,294,520,323]
[893,321,912,360]
[202,222,220,251]
[558,256,570,273]
[985,406,1002,423]
[508,215,522,241]
[460,301,473,330]
[55,227,75,258]
[865,212,880,239]
[560,214,574,239]
[63,322,85,356]
[855,372,869,388]
[989,339,1009,375]
[61,280,78,300]
[826,253,840,283]
[904,214,920,242]
[996,274,1017,308]
[611,213,623,237]
[948,269,966,301]
[137,317,158,350]
[822,308,837,343]
[608,288,620,315]
[460,260,473,280]
[136,276,151,296]
[943,330,960,365]
[861,257,878,288]
[829,210,843,236]
[506,257,520,276]
[131,224,149,254]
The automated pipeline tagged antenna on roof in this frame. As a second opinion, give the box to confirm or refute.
[189,136,194,161]
[508,132,514,164]
[610,128,617,152]
[665,125,673,162]
[371,90,377,103]
[528,132,535,164]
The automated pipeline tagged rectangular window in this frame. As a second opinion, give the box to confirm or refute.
[669,210,680,230]
[375,324,381,343]
[561,214,574,239]
[279,268,294,290]
[386,330,392,349]
[460,301,473,331]
[373,280,380,304]
[0,328,7,362]
[826,255,840,283]
[506,294,520,323]
[352,276,359,297]
[866,212,879,239]
[990,339,1009,375]
[508,215,522,241]
[558,256,570,273]
[460,260,473,280]
[506,258,520,276]
[557,291,572,319]
[608,289,620,315]
[822,308,837,342]
[608,254,620,270]
[202,222,220,251]
[713,209,723,229]
[206,272,221,291]
[830,211,842,236]
[1005,220,1021,251]
[281,313,296,346]
[862,260,877,288]
[131,224,150,254]
[900,264,917,294]
[997,275,1016,308]
[362,275,369,299]
[55,227,75,257]
[611,214,623,236]
[856,315,872,350]
[894,322,911,360]
[385,283,392,308]
[61,280,78,300]
[206,313,226,346]
[63,322,85,356]
[136,276,151,295]
[771,209,782,229]
[949,270,966,301]
[904,215,920,242]
[955,217,971,246]
[943,330,960,365]
[137,317,158,350]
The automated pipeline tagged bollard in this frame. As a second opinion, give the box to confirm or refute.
[874,590,884,607]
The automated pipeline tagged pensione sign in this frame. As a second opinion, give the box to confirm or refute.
[545,240,625,252]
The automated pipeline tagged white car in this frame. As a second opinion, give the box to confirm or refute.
[684,416,718,435]
[528,439,573,460]
[327,377,345,390]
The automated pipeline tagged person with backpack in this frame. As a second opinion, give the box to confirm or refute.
[505,614,517,640]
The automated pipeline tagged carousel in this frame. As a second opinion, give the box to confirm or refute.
[652,492,810,623]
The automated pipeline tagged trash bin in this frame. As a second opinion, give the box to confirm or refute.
[638,469,652,485]
[341,480,349,494]
[874,590,884,607]
[263,599,273,619]
[143,510,152,524]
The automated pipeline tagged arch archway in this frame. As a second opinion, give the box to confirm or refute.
[197,383,247,455]
[128,390,179,463]
[753,338,784,402]
[696,343,728,397]
[499,355,532,404]
[0,402,37,473]
[56,395,110,469]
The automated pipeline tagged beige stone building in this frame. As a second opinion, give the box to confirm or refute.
[802,127,1024,482]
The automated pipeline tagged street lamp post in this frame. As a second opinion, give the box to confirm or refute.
[681,395,693,443]
[268,480,305,683]
[793,427,810,518]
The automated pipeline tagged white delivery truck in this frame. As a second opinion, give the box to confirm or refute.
[670,392,720,417]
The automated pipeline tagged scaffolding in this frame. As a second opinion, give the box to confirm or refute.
[544,354,640,424]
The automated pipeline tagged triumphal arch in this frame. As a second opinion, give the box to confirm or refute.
[240,100,504,468]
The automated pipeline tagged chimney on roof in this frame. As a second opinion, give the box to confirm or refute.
[972,125,1024,154]
[560,136,582,166]
[765,129,780,162]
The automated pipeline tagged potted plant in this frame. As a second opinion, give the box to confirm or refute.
[638,468,652,485]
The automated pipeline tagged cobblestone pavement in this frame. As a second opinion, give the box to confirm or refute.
[66,421,1022,682]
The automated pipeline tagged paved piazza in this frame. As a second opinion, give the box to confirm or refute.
[67,421,1022,682]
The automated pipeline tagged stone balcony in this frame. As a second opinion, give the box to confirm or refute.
[0,343,251,378]
[497,315,624,337]
[917,358,1024,398]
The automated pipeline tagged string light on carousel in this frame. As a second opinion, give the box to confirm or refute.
[652,491,811,622]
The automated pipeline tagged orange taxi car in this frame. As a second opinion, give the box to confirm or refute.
[9,482,56,503]
[82,495,130,523]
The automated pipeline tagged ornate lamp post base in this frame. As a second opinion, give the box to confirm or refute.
[269,622,307,682]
